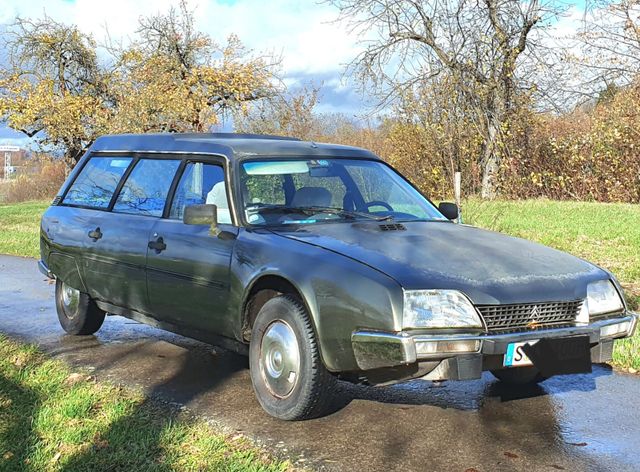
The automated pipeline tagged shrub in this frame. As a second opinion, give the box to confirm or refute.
[0,157,66,203]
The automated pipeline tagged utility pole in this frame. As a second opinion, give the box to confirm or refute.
[454,170,462,224]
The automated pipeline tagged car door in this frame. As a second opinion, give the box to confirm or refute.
[82,157,181,315]
[46,155,134,294]
[145,160,238,336]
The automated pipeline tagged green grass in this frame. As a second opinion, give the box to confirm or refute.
[0,201,49,259]
[0,335,290,472]
[0,198,639,371]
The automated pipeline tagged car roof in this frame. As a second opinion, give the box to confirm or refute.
[89,133,380,161]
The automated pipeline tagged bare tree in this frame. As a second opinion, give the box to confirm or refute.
[329,0,566,198]
[0,3,280,164]
[574,1,640,97]
[235,86,321,140]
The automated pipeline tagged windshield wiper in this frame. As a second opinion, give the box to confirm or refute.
[246,204,393,221]
[307,206,394,221]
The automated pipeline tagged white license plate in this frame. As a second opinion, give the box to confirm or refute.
[504,340,539,367]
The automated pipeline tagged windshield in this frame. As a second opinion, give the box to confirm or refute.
[239,158,447,225]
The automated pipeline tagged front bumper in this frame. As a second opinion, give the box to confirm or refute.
[38,260,55,279]
[352,313,638,374]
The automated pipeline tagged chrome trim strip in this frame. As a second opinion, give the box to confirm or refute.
[91,150,231,157]
[352,314,637,368]
[409,315,636,344]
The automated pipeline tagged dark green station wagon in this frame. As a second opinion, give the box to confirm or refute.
[39,133,638,420]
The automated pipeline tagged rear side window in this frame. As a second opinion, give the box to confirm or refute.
[63,157,132,208]
[113,159,181,217]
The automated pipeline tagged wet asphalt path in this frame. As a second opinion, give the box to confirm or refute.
[1,255,640,472]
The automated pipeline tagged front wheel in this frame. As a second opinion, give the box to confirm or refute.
[491,367,547,385]
[249,295,336,420]
[55,279,106,335]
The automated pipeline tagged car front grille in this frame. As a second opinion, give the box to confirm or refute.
[477,300,584,332]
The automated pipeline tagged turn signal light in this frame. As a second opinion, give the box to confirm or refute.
[415,339,481,356]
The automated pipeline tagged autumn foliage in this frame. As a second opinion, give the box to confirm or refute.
[0,5,275,165]
[2,2,640,204]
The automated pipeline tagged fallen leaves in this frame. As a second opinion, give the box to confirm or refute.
[10,354,28,368]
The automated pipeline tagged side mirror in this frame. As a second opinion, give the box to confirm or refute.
[184,204,218,228]
[438,202,459,221]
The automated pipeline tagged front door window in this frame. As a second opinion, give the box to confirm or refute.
[169,162,231,224]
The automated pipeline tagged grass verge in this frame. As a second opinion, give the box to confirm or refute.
[0,334,290,472]
[0,201,49,259]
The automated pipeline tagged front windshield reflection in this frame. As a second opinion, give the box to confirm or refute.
[240,158,447,226]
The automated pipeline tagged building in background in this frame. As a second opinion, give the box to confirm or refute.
[1,146,27,180]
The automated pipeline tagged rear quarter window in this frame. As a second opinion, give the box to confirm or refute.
[63,157,132,208]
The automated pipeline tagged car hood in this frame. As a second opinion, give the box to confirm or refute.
[271,221,607,305]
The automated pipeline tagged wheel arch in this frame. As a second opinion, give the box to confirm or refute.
[241,273,318,344]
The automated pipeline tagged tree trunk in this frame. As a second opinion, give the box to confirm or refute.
[481,116,500,199]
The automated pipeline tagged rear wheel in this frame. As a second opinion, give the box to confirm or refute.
[491,367,547,385]
[249,294,336,420]
[55,279,106,335]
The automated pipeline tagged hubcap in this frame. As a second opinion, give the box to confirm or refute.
[260,320,300,398]
[61,282,80,318]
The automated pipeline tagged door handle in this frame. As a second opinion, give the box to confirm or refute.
[148,236,167,253]
[88,227,102,241]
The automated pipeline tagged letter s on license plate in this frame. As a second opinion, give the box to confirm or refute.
[504,340,539,367]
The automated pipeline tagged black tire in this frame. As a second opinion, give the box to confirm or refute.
[55,279,106,335]
[491,367,547,385]
[249,294,336,420]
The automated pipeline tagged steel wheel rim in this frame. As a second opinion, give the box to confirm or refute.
[260,320,300,398]
[61,282,80,318]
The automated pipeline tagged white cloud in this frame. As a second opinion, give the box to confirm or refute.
[0,0,360,78]
[1,1,588,118]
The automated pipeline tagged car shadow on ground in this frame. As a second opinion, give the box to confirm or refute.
[0,374,40,471]
[1,325,619,472]
[56,347,248,471]
[338,365,612,412]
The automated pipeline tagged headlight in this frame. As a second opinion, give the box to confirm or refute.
[587,280,624,316]
[403,290,483,329]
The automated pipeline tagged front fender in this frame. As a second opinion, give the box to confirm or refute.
[230,229,403,372]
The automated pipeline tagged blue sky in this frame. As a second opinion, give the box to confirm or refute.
[0,0,585,149]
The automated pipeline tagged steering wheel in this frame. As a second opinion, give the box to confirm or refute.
[364,201,394,212]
